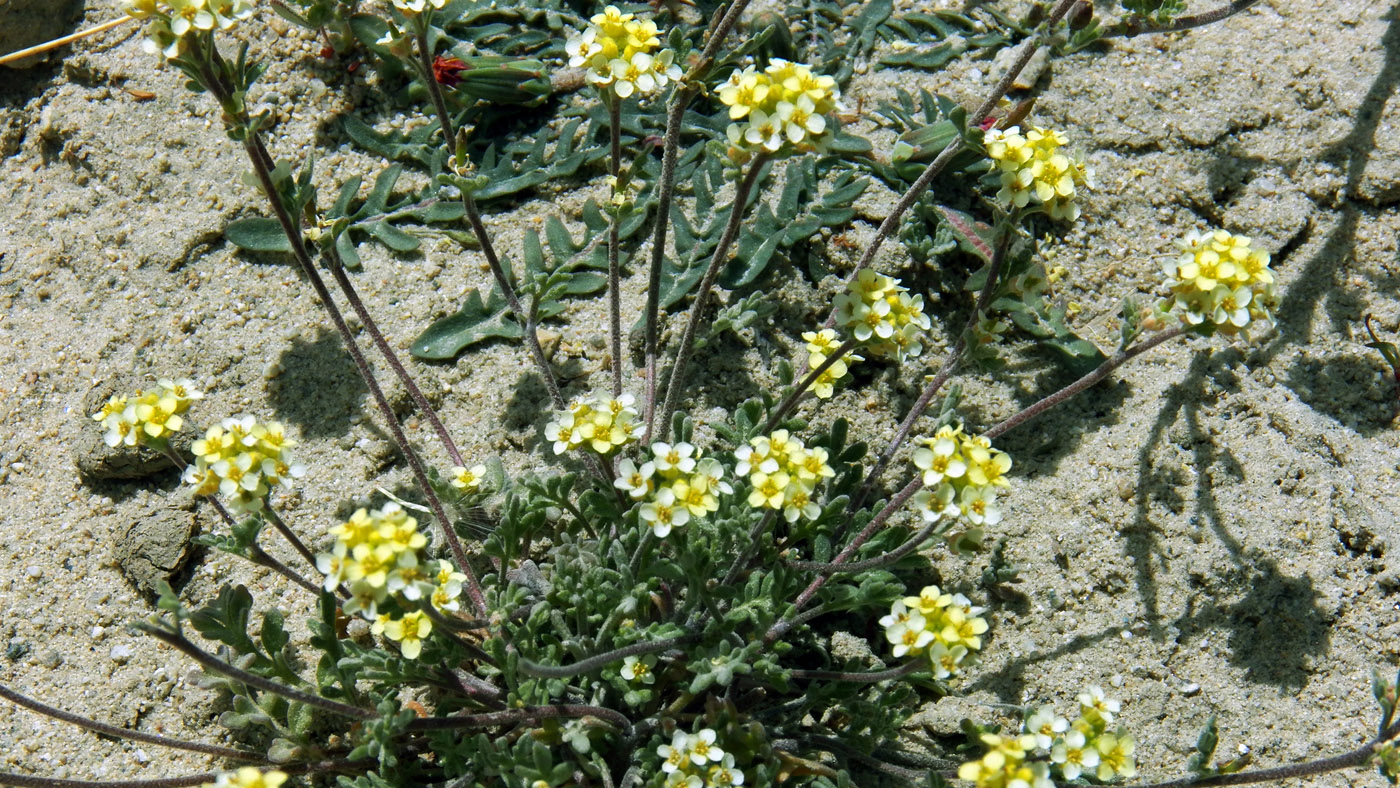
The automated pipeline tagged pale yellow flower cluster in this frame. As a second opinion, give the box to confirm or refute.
[879,585,988,679]
[1040,688,1137,782]
[200,768,287,788]
[545,393,643,455]
[182,415,303,514]
[802,328,862,399]
[957,733,1052,788]
[615,442,733,538]
[122,0,255,59]
[315,502,468,658]
[657,729,743,787]
[92,378,202,449]
[1162,229,1278,335]
[833,270,931,363]
[734,430,834,522]
[909,425,1011,533]
[718,59,838,154]
[983,125,1093,221]
[565,6,681,99]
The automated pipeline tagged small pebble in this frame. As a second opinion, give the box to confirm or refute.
[1182,682,1202,697]
[38,650,64,669]
[110,644,135,664]
[25,565,41,579]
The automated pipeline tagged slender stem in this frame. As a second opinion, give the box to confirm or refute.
[136,624,376,720]
[414,15,456,156]
[0,683,268,762]
[0,761,369,788]
[607,94,624,398]
[1106,0,1263,38]
[853,230,1014,510]
[0,773,221,788]
[643,96,691,441]
[1131,717,1400,788]
[837,0,1078,294]
[789,660,923,683]
[642,0,757,439]
[628,529,654,577]
[720,510,777,589]
[513,635,692,679]
[406,704,633,735]
[985,326,1187,440]
[192,41,487,618]
[461,191,566,410]
[326,255,466,467]
[248,544,321,595]
[658,155,768,437]
[762,338,861,433]
[767,477,925,644]
[789,518,941,575]
[261,506,320,572]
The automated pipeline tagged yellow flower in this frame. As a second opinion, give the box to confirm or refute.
[1162,229,1277,335]
[565,6,679,99]
[205,768,288,788]
[450,463,487,491]
[984,125,1092,221]
[833,272,930,362]
[382,610,433,659]
[720,59,839,155]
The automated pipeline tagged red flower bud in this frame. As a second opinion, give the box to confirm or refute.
[432,55,469,88]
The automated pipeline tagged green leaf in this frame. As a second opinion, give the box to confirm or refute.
[189,585,259,657]
[934,205,995,263]
[261,608,289,655]
[225,218,292,253]
[411,288,522,359]
[368,219,419,252]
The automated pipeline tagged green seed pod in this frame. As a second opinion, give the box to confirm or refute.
[455,57,552,106]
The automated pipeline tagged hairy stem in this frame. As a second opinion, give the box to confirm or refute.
[762,337,861,433]
[607,94,624,398]
[985,326,1187,440]
[789,517,941,575]
[513,634,693,679]
[325,255,466,467]
[643,0,756,439]
[407,704,633,735]
[192,40,487,617]
[1131,717,1400,788]
[789,660,923,683]
[853,229,1014,510]
[0,683,267,762]
[1107,0,1264,37]
[658,155,768,437]
[460,190,566,410]
[767,476,925,644]
[136,624,376,720]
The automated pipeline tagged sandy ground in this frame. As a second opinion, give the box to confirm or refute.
[0,0,1398,784]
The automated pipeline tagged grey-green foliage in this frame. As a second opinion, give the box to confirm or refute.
[411,208,612,359]
[784,0,893,86]
[879,7,1013,70]
[696,291,779,350]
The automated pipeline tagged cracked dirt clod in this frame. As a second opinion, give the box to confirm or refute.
[112,504,198,597]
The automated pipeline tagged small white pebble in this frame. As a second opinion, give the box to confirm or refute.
[1182,682,1202,696]
[134,749,150,764]
[25,566,41,579]
[110,644,135,664]
[90,626,105,640]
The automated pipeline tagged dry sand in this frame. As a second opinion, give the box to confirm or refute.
[0,0,1398,784]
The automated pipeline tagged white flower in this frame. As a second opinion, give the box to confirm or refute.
[1024,705,1069,750]
[614,458,655,499]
